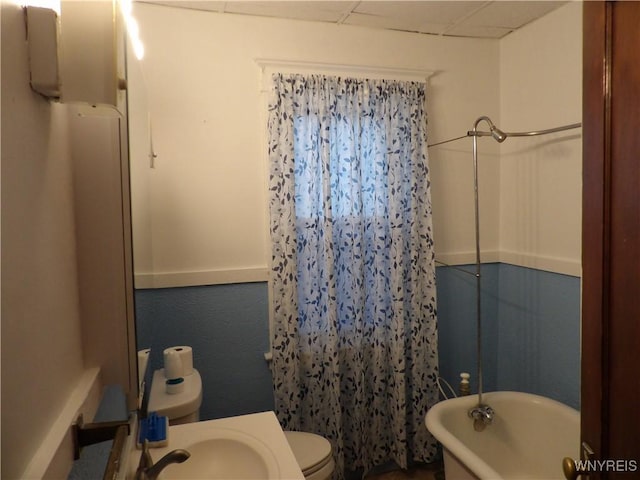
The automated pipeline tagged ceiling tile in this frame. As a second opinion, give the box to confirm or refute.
[137,0,571,39]
[353,1,487,24]
[444,24,513,39]
[224,1,351,23]
[139,1,227,12]
[461,1,569,29]
[343,11,427,33]
[416,22,450,36]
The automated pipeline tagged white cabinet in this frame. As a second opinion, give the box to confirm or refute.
[26,0,125,113]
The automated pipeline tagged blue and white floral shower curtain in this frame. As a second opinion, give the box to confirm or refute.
[267,73,439,478]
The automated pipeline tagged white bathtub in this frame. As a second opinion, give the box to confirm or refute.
[425,391,579,479]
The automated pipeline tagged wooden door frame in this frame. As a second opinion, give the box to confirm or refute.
[582,0,608,465]
[582,1,640,477]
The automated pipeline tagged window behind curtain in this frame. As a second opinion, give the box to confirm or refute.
[267,73,439,477]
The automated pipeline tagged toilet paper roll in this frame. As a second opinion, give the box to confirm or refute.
[163,349,183,380]
[163,346,193,376]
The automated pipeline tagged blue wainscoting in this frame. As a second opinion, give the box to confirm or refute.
[135,282,275,420]
[436,263,500,396]
[135,264,580,421]
[436,263,580,410]
[495,264,581,409]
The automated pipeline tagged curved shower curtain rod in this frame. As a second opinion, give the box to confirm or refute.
[427,120,582,148]
[432,115,582,423]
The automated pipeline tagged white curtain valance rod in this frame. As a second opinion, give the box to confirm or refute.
[255,58,437,82]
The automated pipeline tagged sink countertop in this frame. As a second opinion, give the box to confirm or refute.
[125,411,304,479]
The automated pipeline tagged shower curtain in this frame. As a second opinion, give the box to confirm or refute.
[267,73,439,478]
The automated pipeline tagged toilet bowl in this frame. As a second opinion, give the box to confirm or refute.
[284,431,335,480]
[147,368,202,425]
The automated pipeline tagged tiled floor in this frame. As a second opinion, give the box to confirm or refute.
[365,462,445,480]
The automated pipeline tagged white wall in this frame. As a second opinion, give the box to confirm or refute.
[131,3,501,286]
[130,3,582,284]
[499,2,582,276]
[2,5,85,477]
[1,3,135,477]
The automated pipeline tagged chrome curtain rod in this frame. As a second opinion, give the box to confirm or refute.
[459,115,581,420]
[428,121,581,148]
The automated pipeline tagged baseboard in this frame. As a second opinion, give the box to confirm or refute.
[134,267,269,289]
[435,250,581,278]
[498,251,581,277]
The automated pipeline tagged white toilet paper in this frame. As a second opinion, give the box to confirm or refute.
[163,349,183,380]
[163,346,193,376]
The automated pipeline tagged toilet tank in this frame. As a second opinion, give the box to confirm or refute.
[147,368,202,425]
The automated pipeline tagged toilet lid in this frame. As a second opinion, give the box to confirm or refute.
[284,431,332,473]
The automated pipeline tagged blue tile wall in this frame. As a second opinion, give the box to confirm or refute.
[435,263,500,396]
[436,263,580,409]
[495,264,580,409]
[135,264,580,421]
[135,283,274,420]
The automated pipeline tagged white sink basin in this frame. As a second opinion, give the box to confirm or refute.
[126,412,303,480]
[159,428,279,479]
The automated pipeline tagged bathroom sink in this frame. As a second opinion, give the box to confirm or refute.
[126,412,304,480]
[158,428,279,479]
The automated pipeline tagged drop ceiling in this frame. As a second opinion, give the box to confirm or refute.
[139,1,571,39]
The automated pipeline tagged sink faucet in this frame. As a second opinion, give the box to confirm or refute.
[468,404,495,431]
[135,440,190,480]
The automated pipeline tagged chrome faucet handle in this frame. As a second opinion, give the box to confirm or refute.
[468,404,495,431]
[483,405,495,420]
[135,440,190,480]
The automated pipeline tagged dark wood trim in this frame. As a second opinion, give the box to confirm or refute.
[582,1,609,466]
[607,1,640,464]
[582,2,640,477]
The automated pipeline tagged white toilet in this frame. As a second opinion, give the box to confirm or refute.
[148,369,334,479]
[284,431,335,480]
[147,368,203,425]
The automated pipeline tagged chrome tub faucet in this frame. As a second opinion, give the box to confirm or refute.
[468,404,495,432]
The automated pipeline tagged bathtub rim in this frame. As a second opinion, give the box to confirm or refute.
[425,391,580,480]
